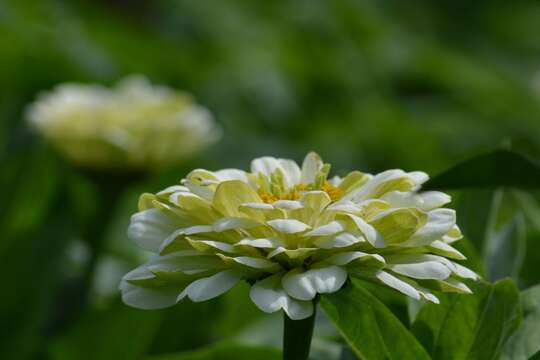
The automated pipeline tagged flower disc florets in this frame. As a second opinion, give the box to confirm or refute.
[26,75,220,170]
[120,153,477,319]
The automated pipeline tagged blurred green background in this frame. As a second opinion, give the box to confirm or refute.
[2,1,540,359]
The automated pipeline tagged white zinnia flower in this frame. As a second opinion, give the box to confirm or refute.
[26,75,220,169]
[120,152,477,320]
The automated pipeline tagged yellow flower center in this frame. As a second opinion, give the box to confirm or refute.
[322,181,344,201]
[258,182,343,204]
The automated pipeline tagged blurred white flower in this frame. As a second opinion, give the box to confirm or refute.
[26,75,220,169]
[120,152,477,320]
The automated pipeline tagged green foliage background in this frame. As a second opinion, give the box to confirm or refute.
[2,1,540,359]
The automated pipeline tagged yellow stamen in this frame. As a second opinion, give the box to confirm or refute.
[258,191,279,204]
[322,181,343,201]
[259,182,343,204]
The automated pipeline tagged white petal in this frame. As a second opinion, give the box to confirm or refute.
[235,237,283,248]
[177,270,242,302]
[188,239,237,254]
[279,159,302,187]
[442,278,473,293]
[301,152,323,184]
[273,200,303,210]
[447,262,479,280]
[314,232,365,249]
[119,266,180,309]
[267,219,311,234]
[145,252,222,273]
[420,191,451,210]
[282,266,347,301]
[241,202,274,210]
[120,281,179,309]
[214,169,249,183]
[250,157,276,175]
[407,209,456,246]
[305,221,347,237]
[381,191,451,211]
[388,260,452,280]
[408,171,429,186]
[266,247,318,259]
[158,225,213,254]
[428,240,466,260]
[327,201,362,213]
[374,270,421,300]
[301,191,332,212]
[128,209,177,252]
[157,185,189,196]
[442,225,463,243]
[250,274,314,320]
[341,169,406,202]
[325,251,385,266]
[212,217,261,232]
[344,214,386,248]
[226,256,281,270]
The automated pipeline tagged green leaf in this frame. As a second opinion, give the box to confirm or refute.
[321,280,431,360]
[147,343,281,360]
[502,284,540,360]
[412,279,521,360]
[519,230,540,288]
[483,190,527,281]
[455,189,494,253]
[424,149,540,190]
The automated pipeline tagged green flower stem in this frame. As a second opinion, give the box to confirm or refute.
[283,305,316,360]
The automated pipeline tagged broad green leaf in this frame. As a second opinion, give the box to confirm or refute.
[455,189,494,253]
[321,280,431,360]
[502,284,540,360]
[412,279,521,360]
[515,193,540,287]
[483,190,526,281]
[147,343,281,360]
[519,230,540,288]
[424,149,540,190]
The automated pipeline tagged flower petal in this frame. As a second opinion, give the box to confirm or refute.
[214,168,250,183]
[407,209,456,246]
[250,274,314,320]
[218,255,282,271]
[428,240,466,260]
[381,191,451,211]
[324,251,385,267]
[314,232,365,249]
[177,270,242,302]
[374,270,421,300]
[120,266,181,309]
[282,266,347,301]
[301,191,331,212]
[267,219,310,234]
[301,152,323,184]
[388,259,452,280]
[128,209,177,252]
[212,217,261,232]
[304,220,347,237]
[120,281,179,309]
[343,214,386,248]
[235,237,283,248]
[272,200,303,210]
[213,180,262,217]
